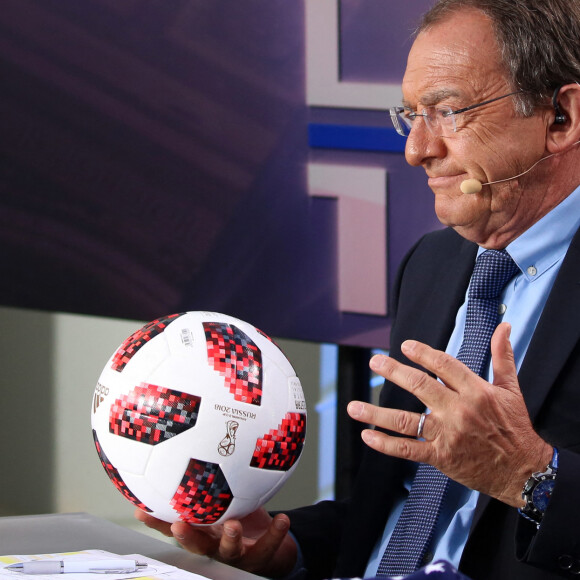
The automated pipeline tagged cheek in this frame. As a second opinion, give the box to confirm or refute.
[457,137,495,173]
[450,123,511,171]
[488,182,524,215]
[463,121,544,180]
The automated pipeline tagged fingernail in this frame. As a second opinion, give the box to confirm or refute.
[369,355,385,371]
[361,430,374,444]
[348,401,363,418]
[170,523,186,540]
[224,525,237,538]
[274,517,288,531]
[401,340,417,354]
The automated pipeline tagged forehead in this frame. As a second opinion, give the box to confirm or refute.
[402,9,508,106]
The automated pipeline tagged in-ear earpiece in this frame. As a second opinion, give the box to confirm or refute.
[553,86,567,125]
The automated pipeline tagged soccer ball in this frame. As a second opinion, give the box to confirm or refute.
[91,311,306,525]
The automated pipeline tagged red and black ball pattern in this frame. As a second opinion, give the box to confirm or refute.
[170,458,233,524]
[204,322,263,406]
[111,313,185,372]
[250,412,306,471]
[92,430,152,512]
[256,327,277,345]
[109,383,201,445]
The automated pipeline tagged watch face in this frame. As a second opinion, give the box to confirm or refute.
[532,478,556,512]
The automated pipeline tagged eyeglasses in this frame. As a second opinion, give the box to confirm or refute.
[389,91,523,137]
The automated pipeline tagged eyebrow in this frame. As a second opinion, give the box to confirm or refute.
[402,88,464,109]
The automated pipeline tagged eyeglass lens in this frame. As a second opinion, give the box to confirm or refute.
[390,107,456,137]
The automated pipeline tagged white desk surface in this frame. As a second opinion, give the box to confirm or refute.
[0,513,262,580]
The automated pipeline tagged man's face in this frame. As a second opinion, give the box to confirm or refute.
[402,9,549,247]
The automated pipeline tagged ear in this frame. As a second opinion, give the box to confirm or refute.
[546,82,580,153]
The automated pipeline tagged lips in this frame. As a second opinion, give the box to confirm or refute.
[428,173,467,190]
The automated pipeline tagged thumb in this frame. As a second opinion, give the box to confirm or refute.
[491,322,519,392]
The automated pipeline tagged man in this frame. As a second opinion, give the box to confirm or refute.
[137,1,580,578]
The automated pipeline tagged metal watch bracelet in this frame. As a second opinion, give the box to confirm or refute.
[518,447,559,528]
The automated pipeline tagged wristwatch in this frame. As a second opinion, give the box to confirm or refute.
[519,447,559,528]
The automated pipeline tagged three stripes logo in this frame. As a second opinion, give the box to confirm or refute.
[93,382,109,413]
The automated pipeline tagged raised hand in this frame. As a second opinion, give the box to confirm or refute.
[348,323,553,507]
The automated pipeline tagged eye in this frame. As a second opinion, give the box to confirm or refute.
[437,106,456,119]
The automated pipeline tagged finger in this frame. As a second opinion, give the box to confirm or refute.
[216,520,245,562]
[360,428,434,465]
[369,351,454,407]
[134,509,173,538]
[400,339,478,394]
[348,401,426,439]
[490,323,519,392]
[239,514,291,572]
[170,520,221,556]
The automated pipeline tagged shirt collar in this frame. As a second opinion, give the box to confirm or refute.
[477,185,580,283]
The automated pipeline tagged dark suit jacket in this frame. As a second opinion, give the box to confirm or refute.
[287,227,580,580]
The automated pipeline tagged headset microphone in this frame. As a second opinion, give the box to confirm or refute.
[459,154,555,194]
[460,178,484,194]
[459,143,580,194]
[460,154,554,194]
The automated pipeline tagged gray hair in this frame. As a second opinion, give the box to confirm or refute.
[417,0,580,116]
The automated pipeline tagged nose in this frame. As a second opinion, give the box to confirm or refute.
[404,119,446,167]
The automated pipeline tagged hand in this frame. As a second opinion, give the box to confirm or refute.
[347,323,553,507]
[134,507,297,577]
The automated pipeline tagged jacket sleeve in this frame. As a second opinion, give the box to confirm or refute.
[283,499,349,580]
[515,430,580,576]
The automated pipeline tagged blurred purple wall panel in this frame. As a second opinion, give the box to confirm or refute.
[0,0,438,348]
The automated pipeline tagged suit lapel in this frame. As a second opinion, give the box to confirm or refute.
[517,226,580,420]
[426,235,478,351]
[386,231,477,415]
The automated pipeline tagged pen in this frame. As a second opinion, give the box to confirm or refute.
[5,559,148,575]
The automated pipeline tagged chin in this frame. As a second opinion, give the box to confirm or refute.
[433,193,484,229]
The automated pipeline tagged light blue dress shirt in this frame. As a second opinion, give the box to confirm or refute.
[364,184,580,575]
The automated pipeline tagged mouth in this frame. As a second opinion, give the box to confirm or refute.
[427,173,469,191]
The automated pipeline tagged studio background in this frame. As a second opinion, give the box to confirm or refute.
[0,0,437,532]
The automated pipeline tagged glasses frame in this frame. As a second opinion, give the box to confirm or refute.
[390,90,523,137]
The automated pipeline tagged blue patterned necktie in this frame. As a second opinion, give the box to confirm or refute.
[376,249,519,576]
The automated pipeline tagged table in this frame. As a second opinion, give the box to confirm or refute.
[0,513,262,580]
